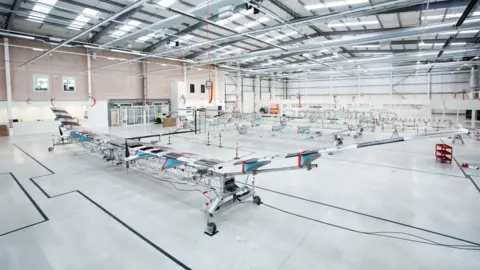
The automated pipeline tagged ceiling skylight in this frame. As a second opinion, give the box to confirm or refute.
[305,0,368,10]
[328,20,379,27]
[110,20,141,38]
[28,0,58,24]
[215,8,254,26]
[136,33,155,43]
[422,11,480,20]
[157,0,176,8]
[68,8,99,30]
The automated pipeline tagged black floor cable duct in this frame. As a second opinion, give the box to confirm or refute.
[11,144,191,270]
[236,181,480,249]
[261,203,480,250]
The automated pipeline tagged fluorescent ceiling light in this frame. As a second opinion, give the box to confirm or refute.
[83,8,99,16]
[136,33,154,42]
[459,30,479,34]
[128,20,141,26]
[305,0,368,10]
[328,20,378,27]
[110,30,126,37]
[2,33,35,40]
[111,49,127,53]
[33,5,51,13]
[67,26,81,31]
[28,13,46,20]
[239,9,253,16]
[75,15,90,23]
[83,45,98,49]
[352,44,380,48]
[234,26,246,31]
[423,11,480,20]
[38,0,57,4]
[451,42,466,46]
[216,19,229,25]
[107,57,115,60]
[157,0,176,8]
[258,17,269,23]
[32,48,44,51]
[119,25,135,32]
[244,21,259,28]
[27,18,44,23]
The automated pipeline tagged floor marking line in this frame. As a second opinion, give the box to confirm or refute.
[13,144,54,174]
[0,173,49,237]
[0,220,49,237]
[12,143,192,270]
[244,183,480,246]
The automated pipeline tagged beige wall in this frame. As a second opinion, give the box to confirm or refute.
[9,39,88,102]
[0,38,227,104]
[91,52,142,100]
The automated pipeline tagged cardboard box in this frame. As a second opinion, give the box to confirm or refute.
[163,117,177,127]
[0,124,9,136]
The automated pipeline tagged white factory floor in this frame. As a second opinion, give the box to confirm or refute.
[1,124,480,270]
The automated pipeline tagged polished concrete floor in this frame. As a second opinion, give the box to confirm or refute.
[1,125,480,270]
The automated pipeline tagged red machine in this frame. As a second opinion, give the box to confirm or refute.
[435,144,452,163]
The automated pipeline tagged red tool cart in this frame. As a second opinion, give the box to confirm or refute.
[435,144,452,163]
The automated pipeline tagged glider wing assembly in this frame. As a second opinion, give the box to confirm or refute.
[48,107,83,151]
[56,127,468,235]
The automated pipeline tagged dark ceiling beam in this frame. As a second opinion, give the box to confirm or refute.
[377,0,469,15]
[456,0,480,27]
[89,6,142,43]
[268,0,299,19]
[191,0,471,60]
[144,4,245,53]
[5,0,22,29]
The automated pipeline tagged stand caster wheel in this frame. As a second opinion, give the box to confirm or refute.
[48,147,53,152]
[206,222,217,235]
[253,195,262,205]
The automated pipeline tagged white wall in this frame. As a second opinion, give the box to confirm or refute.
[0,101,88,122]
[236,72,472,116]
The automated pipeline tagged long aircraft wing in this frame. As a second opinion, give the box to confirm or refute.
[224,128,469,175]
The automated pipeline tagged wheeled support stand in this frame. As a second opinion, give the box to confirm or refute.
[48,135,73,152]
[452,134,464,144]
[204,176,261,236]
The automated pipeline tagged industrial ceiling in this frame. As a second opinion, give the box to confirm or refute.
[0,0,479,78]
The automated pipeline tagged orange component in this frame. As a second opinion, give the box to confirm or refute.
[91,97,97,107]
[208,81,214,104]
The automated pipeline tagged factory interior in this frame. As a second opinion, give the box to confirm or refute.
[1,0,480,269]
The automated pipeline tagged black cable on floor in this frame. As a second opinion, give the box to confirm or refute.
[237,181,480,247]
[262,203,480,251]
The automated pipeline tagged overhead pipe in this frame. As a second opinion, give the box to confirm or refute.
[253,48,480,73]
[84,0,426,73]
[100,0,240,48]
[18,0,152,68]
[198,18,480,65]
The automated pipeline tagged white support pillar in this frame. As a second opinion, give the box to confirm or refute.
[4,37,13,135]
[389,72,393,110]
[87,50,93,102]
[456,109,459,125]
[183,63,187,103]
[214,66,218,107]
[304,75,308,101]
[236,65,241,112]
[329,72,332,109]
[357,74,361,108]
